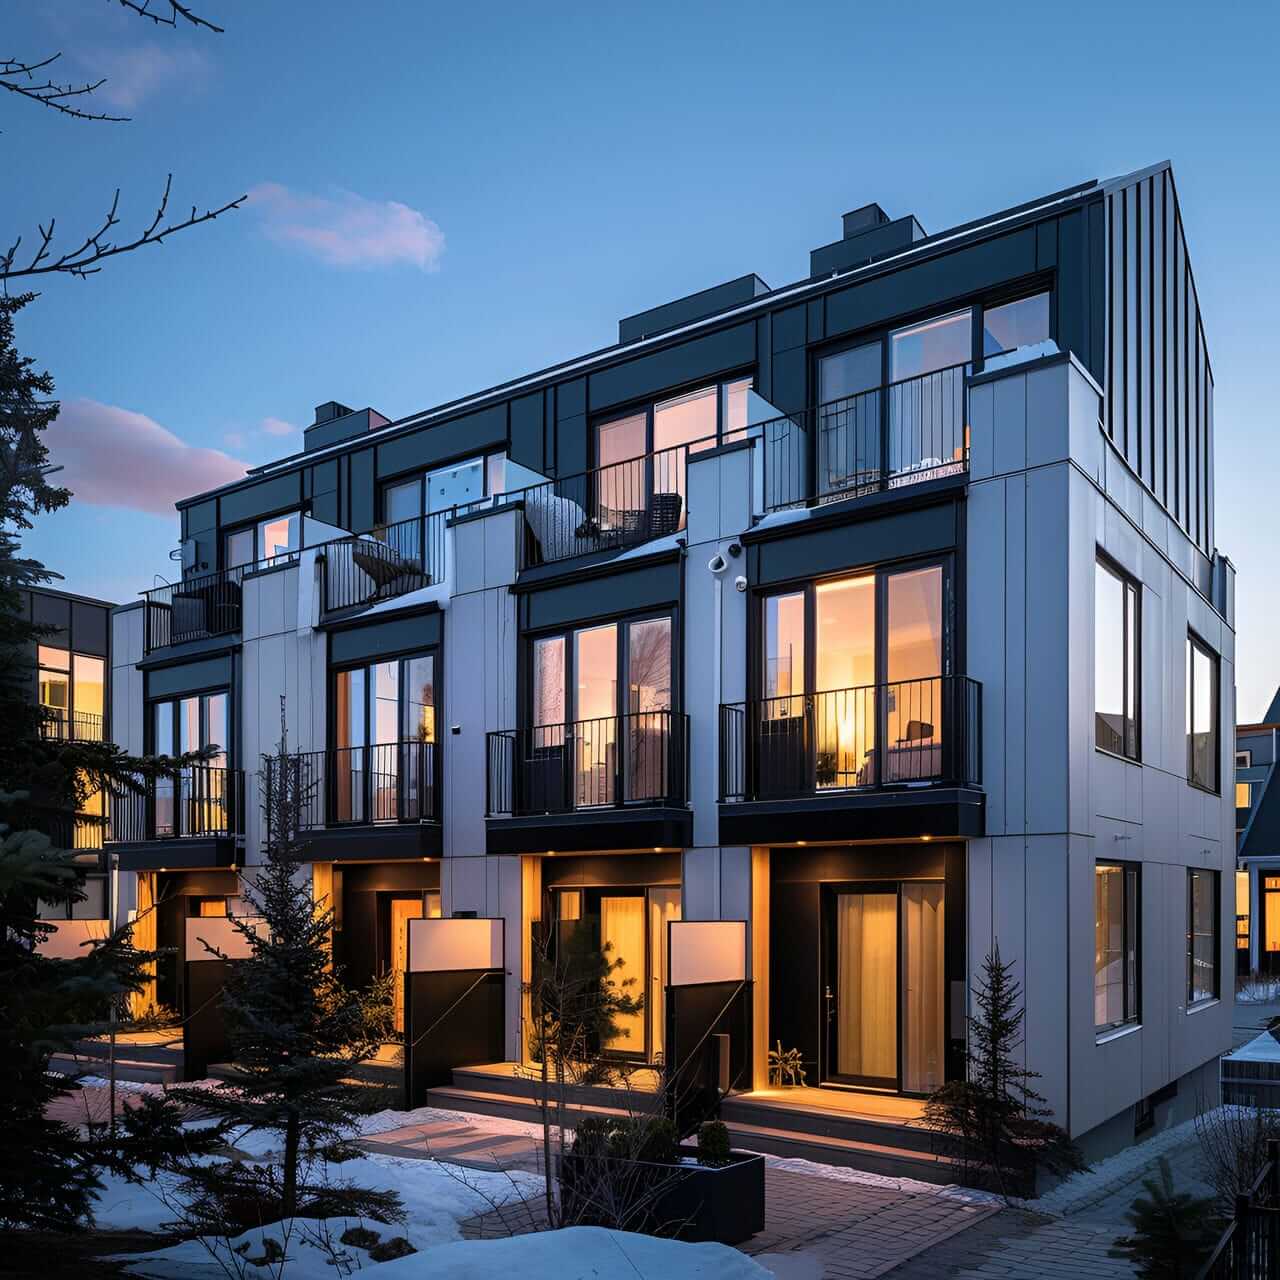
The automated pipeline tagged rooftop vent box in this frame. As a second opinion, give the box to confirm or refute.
[810,206,927,278]
[619,273,770,344]
[304,404,391,452]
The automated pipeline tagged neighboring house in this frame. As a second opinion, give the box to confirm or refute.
[18,585,115,928]
[1235,691,1280,976]
[108,161,1235,1167]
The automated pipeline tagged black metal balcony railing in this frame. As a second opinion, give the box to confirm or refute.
[269,741,439,828]
[515,442,698,567]
[322,510,450,614]
[719,676,981,802]
[761,362,971,511]
[487,710,690,817]
[38,710,106,742]
[143,566,246,653]
[107,766,245,842]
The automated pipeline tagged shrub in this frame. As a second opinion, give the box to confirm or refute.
[368,1236,416,1261]
[697,1121,731,1167]
[339,1225,381,1249]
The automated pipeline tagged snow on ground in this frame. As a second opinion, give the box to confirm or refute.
[1236,979,1280,1003]
[121,1223,771,1280]
[356,1103,553,1143]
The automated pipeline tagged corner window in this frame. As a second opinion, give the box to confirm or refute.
[1095,556,1140,759]
[1187,634,1220,792]
[38,644,105,740]
[1095,862,1139,1032]
[981,291,1051,358]
[1187,869,1219,1006]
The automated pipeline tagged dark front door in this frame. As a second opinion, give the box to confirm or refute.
[821,880,946,1094]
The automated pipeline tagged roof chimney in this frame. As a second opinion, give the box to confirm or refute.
[304,402,390,452]
[810,203,927,278]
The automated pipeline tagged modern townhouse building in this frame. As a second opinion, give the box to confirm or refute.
[108,161,1235,1170]
[1235,692,1280,977]
[19,586,115,954]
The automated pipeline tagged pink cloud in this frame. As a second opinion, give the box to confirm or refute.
[47,399,248,516]
[261,416,298,436]
[248,183,445,270]
[81,43,211,111]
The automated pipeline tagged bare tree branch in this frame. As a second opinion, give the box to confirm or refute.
[1,176,246,283]
[112,0,225,34]
[0,52,129,123]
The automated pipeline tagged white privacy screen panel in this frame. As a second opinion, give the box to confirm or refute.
[668,919,747,987]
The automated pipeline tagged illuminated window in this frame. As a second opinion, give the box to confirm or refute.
[1096,862,1140,1031]
[1187,869,1219,1005]
[1095,557,1140,759]
[1187,635,1219,792]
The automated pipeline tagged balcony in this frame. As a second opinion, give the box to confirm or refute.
[38,710,107,742]
[485,710,691,854]
[106,765,245,869]
[322,511,450,614]
[265,741,440,859]
[513,442,693,568]
[718,675,983,843]
[759,362,970,511]
[143,566,246,653]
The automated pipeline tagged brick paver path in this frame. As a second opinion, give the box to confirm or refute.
[362,1116,1000,1278]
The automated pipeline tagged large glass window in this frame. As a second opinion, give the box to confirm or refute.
[889,309,973,382]
[332,652,437,822]
[1095,557,1140,759]
[1095,862,1140,1031]
[527,615,675,806]
[818,341,882,496]
[759,563,946,790]
[151,691,229,836]
[1187,869,1219,1005]
[982,292,1051,358]
[37,644,105,739]
[653,385,718,455]
[1187,634,1219,791]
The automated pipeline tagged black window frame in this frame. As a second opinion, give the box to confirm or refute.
[1186,867,1220,1007]
[328,646,441,753]
[378,451,497,526]
[522,608,680,733]
[1094,552,1142,761]
[1186,631,1220,793]
[221,507,305,573]
[1094,859,1141,1034]
[147,686,234,765]
[589,374,755,471]
[754,554,955,700]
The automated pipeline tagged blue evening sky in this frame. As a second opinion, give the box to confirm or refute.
[10,1,1280,717]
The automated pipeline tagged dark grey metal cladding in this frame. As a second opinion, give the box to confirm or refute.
[810,214,927,278]
[304,406,390,453]
[618,274,770,344]
[515,556,681,632]
[1104,163,1213,557]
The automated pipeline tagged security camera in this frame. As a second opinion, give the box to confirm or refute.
[734,575,748,593]
[727,541,743,558]
[707,553,728,574]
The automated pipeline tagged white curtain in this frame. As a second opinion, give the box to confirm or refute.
[901,883,945,1093]
[648,889,681,1062]
[836,893,897,1080]
[602,896,646,1054]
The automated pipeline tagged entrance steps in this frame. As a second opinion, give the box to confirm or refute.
[720,1092,955,1184]
[426,1063,662,1127]
[49,1034,183,1086]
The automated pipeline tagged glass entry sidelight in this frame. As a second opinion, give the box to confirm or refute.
[824,882,945,1093]
[388,891,441,1034]
[550,885,680,1063]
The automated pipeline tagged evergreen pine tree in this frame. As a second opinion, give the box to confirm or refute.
[924,942,1085,1196]
[173,718,394,1219]
[0,293,200,1232]
[1109,1157,1220,1278]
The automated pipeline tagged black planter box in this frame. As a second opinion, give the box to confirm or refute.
[560,1149,765,1246]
